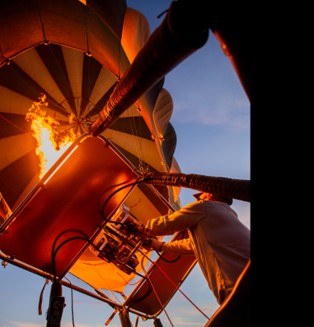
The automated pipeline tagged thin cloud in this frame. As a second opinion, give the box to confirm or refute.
[172,95,249,131]
[5,322,105,327]
[3,323,42,327]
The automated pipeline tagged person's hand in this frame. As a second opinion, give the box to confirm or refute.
[136,224,151,236]
[150,238,165,252]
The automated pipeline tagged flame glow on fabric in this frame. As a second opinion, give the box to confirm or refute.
[0,135,171,295]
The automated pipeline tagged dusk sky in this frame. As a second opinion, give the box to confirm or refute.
[0,1,250,326]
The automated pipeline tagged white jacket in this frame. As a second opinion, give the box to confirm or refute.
[145,199,250,305]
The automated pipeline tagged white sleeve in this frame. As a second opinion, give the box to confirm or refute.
[145,201,205,235]
[162,237,194,255]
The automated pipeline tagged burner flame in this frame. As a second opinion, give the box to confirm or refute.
[26,95,76,178]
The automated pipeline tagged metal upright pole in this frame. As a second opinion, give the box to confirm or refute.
[119,308,133,327]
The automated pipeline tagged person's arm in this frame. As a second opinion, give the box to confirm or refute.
[145,201,205,236]
[150,237,194,255]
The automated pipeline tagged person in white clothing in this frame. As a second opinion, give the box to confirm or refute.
[145,191,250,305]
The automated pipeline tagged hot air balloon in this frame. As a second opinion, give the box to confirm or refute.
[0,0,198,325]
[0,0,183,210]
[0,0,251,326]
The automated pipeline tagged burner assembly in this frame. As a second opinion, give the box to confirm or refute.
[91,205,153,274]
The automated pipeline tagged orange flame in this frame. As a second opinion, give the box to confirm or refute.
[26,95,76,178]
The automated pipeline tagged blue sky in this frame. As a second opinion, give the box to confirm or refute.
[0,1,250,326]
